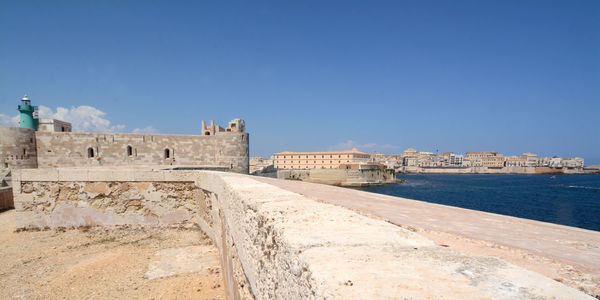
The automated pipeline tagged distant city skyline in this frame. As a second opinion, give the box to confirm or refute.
[1,1,598,164]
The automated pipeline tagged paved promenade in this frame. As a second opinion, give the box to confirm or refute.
[255,177,600,296]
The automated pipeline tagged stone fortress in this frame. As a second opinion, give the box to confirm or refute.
[1,95,599,299]
[0,95,249,173]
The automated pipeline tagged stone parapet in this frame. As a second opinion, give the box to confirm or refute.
[12,168,593,299]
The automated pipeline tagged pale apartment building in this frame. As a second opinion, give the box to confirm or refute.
[273,148,371,169]
[504,155,526,167]
[400,148,439,167]
[522,152,538,167]
[504,153,538,167]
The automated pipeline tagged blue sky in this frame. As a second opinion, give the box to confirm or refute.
[1,1,599,163]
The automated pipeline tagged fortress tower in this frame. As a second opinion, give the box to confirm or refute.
[17,95,38,130]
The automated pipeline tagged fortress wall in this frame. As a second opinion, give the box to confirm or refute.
[0,127,38,170]
[12,168,591,299]
[35,131,249,173]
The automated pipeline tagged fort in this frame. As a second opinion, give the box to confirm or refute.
[1,96,599,299]
[1,95,249,174]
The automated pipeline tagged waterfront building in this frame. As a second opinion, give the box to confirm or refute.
[401,148,419,166]
[504,155,526,167]
[465,151,504,167]
[272,148,371,170]
[563,157,584,168]
[522,152,538,167]
[417,152,436,167]
[401,148,418,157]
[537,156,552,167]
[548,157,563,168]
[447,153,464,166]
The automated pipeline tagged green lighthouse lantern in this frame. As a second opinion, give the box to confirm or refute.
[18,95,39,129]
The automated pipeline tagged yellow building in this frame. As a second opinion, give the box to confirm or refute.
[465,151,504,167]
[273,148,371,169]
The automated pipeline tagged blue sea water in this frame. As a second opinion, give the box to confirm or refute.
[359,174,600,232]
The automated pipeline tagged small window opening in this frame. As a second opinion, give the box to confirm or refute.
[61,126,65,132]
[226,128,231,132]
[88,147,95,158]
[231,123,236,128]
[23,148,26,155]
[164,149,170,159]
[205,131,211,136]
[127,146,133,156]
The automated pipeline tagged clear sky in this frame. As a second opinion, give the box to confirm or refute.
[1,1,599,163]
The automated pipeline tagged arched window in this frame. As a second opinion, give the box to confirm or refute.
[164,149,170,159]
[87,147,94,158]
[127,146,133,156]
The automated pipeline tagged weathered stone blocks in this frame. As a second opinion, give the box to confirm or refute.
[11,168,594,299]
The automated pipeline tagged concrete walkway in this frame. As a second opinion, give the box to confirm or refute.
[254,177,600,295]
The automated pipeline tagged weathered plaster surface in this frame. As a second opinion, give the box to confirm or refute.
[12,168,594,299]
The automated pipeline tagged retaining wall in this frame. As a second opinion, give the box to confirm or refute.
[278,168,396,186]
[11,168,591,299]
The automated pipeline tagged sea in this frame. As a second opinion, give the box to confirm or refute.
[359,174,600,232]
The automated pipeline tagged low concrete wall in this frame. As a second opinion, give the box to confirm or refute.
[0,187,13,209]
[402,166,572,174]
[12,168,591,299]
[278,168,396,186]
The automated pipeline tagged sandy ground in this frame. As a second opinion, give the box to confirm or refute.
[255,176,600,298]
[0,210,225,300]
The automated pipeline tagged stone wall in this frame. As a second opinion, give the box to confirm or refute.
[35,131,249,173]
[277,168,396,186]
[11,168,591,299]
[0,127,38,170]
[401,166,567,174]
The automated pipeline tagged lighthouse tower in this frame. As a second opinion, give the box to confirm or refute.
[18,95,38,129]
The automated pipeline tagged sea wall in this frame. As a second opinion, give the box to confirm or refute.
[35,131,249,173]
[402,166,568,174]
[277,168,396,186]
[0,127,38,170]
[11,168,591,299]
